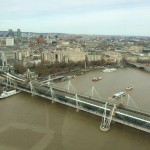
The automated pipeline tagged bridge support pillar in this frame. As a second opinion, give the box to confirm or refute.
[76,108,79,112]
[29,81,36,96]
[50,87,55,103]
[75,94,79,112]
[100,104,116,132]
[51,100,55,104]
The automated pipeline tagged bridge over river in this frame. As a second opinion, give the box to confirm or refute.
[128,62,150,72]
[0,71,150,133]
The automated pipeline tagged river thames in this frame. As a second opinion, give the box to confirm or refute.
[0,67,149,150]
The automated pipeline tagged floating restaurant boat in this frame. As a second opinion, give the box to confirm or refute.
[92,77,102,81]
[102,68,117,73]
[0,89,21,99]
[125,86,134,90]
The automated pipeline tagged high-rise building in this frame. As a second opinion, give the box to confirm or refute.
[7,29,14,37]
[17,29,21,40]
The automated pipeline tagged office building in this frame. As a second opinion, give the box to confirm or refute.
[17,29,21,40]
[6,37,14,46]
[7,29,14,37]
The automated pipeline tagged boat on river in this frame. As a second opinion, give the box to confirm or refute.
[112,92,126,99]
[92,77,102,81]
[0,89,21,99]
[125,86,134,90]
[102,68,117,73]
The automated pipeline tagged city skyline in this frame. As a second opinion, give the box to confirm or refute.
[1,0,150,36]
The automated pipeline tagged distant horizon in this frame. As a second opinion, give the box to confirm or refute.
[1,30,150,38]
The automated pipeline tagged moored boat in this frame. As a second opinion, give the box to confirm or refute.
[92,77,102,81]
[0,89,21,99]
[102,68,117,73]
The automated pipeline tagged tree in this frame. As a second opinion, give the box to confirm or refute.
[35,64,49,76]
[14,63,27,74]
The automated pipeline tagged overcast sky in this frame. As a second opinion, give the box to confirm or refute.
[1,0,150,36]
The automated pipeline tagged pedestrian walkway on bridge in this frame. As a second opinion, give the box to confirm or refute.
[0,71,150,133]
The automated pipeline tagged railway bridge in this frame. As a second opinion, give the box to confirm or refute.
[0,71,150,133]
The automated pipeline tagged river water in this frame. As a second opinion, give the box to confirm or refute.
[0,67,149,150]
